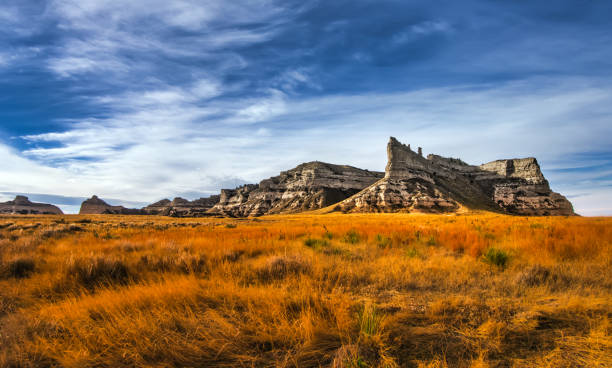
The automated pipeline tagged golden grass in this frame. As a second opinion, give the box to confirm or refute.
[0,213,610,367]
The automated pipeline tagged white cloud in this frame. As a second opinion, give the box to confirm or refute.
[45,0,287,77]
[411,20,452,35]
[13,77,612,215]
[235,90,287,123]
[392,20,453,44]
[48,56,126,77]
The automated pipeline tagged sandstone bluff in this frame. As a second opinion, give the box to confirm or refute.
[0,196,63,215]
[79,195,142,215]
[336,137,574,216]
[208,162,383,217]
[66,137,574,217]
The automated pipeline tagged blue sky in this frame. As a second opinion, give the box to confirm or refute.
[0,0,611,215]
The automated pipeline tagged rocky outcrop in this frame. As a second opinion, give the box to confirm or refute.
[142,196,220,217]
[476,159,575,215]
[334,137,574,216]
[79,195,142,215]
[0,196,63,215]
[209,162,383,217]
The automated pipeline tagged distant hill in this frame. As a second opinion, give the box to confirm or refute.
[0,195,63,215]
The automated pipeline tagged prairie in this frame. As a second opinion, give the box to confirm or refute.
[0,213,610,367]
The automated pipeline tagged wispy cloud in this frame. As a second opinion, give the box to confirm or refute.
[11,77,612,215]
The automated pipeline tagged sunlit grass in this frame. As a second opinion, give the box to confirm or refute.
[0,213,610,367]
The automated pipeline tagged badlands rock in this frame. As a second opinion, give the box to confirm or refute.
[0,195,63,215]
[142,196,220,217]
[335,137,574,215]
[209,162,383,217]
[79,195,142,215]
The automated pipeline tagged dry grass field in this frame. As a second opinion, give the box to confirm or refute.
[0,213,610,367]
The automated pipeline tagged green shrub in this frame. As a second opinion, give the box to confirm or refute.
[482,247,509,268]
[304,238,330,252]
[375,234,392,249]
[405,247,419,258]
[344,230,361,244]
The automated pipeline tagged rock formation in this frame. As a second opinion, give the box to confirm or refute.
[335,137,574,216]
[0,195,63,215]
[142,196,220,217]
[209,162,384,217]
[79,195,142,215]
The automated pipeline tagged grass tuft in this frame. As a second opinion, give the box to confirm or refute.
[67,256,131,288]
[304,238,330,249]
[0,257,35,279]
[344,229,361,244]
[482,247,509,268]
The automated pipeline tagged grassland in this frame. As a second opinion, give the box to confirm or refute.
[0,213,610,367]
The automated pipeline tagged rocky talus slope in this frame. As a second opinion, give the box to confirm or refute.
[142,196,220,217]
[208,162,383,217]
[334,137,574,215]
[0,196,63,215]
[79,195,142,215]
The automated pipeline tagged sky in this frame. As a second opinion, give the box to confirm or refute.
[0,1,611,215]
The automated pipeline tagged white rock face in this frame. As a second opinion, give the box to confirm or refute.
[335,137,575,216]
[209,162,383,217]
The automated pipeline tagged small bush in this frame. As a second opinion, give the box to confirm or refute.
[257,255,310,281]
[482,247,509,268]
[405,247,419,258]
[67,257,131,288]
[516,265,550,286]
[0,257,35,279]
[515,264,571,289]
[304,238,330,249]
[375,234,392,249]
[343,230,361,244]
[225,223,237,229]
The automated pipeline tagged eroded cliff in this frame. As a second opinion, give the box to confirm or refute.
[209,162,384,217]
[0,196,63,215]
[335,137,574,216]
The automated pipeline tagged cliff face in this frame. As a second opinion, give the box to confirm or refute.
[476,159,574,215]
[209,162,383,217]
[335,137,574,216]
[0,196,63,215]
[79,195,142,215]
[142,196,220,217]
